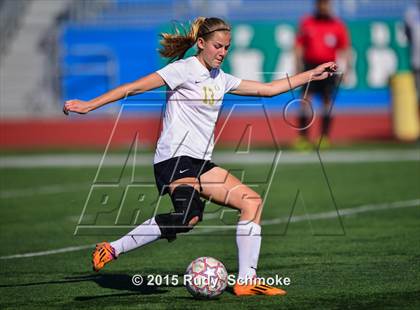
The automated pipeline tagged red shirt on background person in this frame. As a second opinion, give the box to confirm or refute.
[293,0,351,150]
[296,14,350,65]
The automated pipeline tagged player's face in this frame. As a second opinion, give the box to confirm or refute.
[198,31,231,69]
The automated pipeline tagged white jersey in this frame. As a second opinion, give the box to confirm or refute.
[154,56,241,164]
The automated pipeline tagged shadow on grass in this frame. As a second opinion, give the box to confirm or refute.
[0,272,236,308]
[0,273,169,296]
[72,273,170,297]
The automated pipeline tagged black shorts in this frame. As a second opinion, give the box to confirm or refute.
[304,61,339,100]
[154,156,217,195]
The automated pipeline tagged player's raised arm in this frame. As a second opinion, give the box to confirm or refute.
[229,62,337,97]
[63,72,165,115]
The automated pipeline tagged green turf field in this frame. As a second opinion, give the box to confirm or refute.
[0,149,419,309]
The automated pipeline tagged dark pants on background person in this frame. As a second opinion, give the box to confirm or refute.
[298,61,340,141]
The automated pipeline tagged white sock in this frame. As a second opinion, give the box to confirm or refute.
[110,217,161,256]
[236,220,262,282]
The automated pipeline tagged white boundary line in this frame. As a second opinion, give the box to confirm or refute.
[0,177,145,199]
[0,199,418,260]
[0,244,95,260]
[0,149,418,168]
[1,150,418,199]
[0,183,91,199]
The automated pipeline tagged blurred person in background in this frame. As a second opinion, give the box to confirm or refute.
[294,0,351,149]
[64,17,336,296]
[404,0,420,111]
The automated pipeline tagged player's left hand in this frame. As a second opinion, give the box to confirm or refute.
[311,62,337,81]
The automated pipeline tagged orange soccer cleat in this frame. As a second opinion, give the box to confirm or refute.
[233,281,287,296]
[92,242,116,272]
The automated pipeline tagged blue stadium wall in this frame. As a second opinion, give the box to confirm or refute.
[60,20,410,114]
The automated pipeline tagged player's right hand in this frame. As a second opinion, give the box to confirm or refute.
[63,99,91,115]
[311,62,337,81]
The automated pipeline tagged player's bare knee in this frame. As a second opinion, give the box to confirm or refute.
[241,196,263,219]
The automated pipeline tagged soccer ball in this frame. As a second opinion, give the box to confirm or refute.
[185,256,228,299]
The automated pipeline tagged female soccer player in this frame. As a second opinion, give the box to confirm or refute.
[64,17,336,296]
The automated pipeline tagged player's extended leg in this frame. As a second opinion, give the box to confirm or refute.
[92,217,162,272]
[199,167,286,296]
[92,179,203,272]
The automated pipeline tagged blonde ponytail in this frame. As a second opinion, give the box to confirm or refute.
[158,17,206,61]
[159,17,230,61]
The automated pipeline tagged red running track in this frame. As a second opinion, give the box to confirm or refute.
[0,113,393,149]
